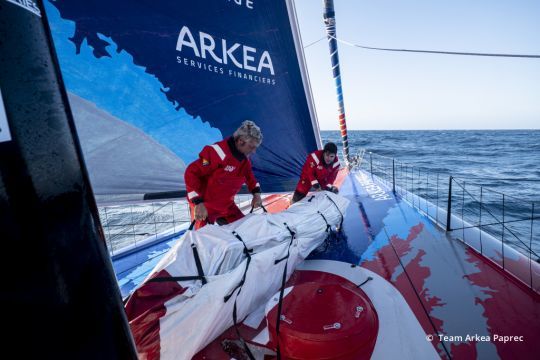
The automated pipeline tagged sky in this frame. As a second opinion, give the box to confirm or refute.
[293,0,540,130]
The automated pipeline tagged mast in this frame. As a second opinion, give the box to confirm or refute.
[323,0,351,166]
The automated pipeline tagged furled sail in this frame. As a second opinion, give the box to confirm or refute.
[125,192,349,359]
[45,0,321,199]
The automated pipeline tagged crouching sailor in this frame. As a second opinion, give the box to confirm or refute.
[185,120,263,228]
[291,142,340,204]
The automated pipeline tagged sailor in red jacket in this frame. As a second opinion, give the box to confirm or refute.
[291,142,340,204]
[185,120,263,228]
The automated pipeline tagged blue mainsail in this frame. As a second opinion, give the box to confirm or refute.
[45,0,321,198]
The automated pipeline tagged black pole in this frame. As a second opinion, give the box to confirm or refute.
[446,176,453,231]
[479,187,483,255]
[530,203,534,289]
[0,1,137,358]
[502,194,505,269]
[392,159,395,194]
[436,173,439,223]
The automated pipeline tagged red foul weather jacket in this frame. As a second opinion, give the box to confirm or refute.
[185,137,261,225]
[295,150,340,195]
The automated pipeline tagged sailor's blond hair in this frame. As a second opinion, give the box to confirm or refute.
[233,120,263,145]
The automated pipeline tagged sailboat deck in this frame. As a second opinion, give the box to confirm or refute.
[114,170,540,359]
[337,171,540,358]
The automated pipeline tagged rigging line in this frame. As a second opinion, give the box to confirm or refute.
[382,227,453,359]
[329,35,540,58]
[303,36,325,48]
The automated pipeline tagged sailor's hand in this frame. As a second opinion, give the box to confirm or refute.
[194,203,208,221]
[327,185,339,194]
[251,193,262,208]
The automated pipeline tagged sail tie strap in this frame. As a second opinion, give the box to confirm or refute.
[318,211,331,232]
[325,194,344,230]
[223,230,255,360]
[224,231,253,302]
[250,204,268,213]
[147,220,207,285]
[275,223,296,360]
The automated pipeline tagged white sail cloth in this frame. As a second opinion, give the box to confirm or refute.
[133,192,349,359]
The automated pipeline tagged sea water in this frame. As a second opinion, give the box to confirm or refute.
[322,130,539,201]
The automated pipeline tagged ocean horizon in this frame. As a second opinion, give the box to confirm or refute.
[321,129,539,202]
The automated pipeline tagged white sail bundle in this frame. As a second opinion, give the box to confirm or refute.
[127,191,349,359]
